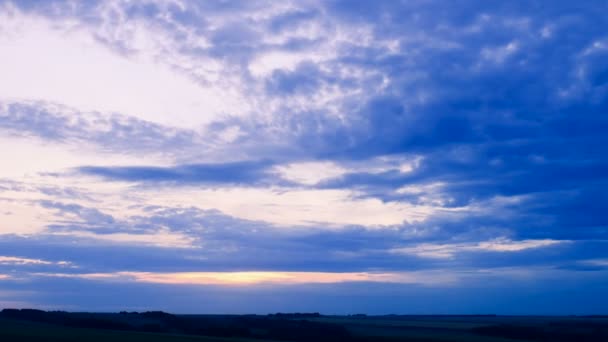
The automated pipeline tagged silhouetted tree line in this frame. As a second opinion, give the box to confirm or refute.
[269,312,322,318]
[1,309,133,331]
[5,309,606,342]
[0,309,355,341]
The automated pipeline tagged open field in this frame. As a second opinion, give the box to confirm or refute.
[311,316,513,341]
[0,318,273,342]
[1,310,607,341]
[310,315,608,341]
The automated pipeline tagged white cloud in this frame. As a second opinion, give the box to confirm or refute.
[0,256,73,266]
[0,198,58,234]
[250,51,313,77]
[0,133,167,179]
[480,40,519,65]
[274,161,347,185]
[351,155,423,174]
[581,259,608,267]
[391,238,567,259]
[0,6,247,129]
[146,186,438,227]
[51,229,196,249]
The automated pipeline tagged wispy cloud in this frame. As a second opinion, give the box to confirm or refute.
[391,238,568,259]
[0,256,73,267]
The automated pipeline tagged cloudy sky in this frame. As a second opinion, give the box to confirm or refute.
[0,0,607,314]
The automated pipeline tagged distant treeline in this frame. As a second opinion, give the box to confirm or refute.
[268,312,322,318]
[2,309,135,331]
[3,309,608,342]
[0,309,353,342]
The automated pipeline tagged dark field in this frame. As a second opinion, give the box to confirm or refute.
[1,309,607,341]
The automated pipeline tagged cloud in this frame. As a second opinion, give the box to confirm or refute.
[40,200,115,225]
[0,0,607,313]
[3,266,608,314]
[273,161,347,185]
[0,101,205,157]
[0,256,72,267]
[34,270,457,286]
[77,160,278,185]
[0,3,248,128]
[391,238,568,259]
[2,205,604,277]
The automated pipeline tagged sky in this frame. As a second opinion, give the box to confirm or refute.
[0,0,607,315]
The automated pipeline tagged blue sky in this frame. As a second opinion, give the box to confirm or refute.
[0,0,607,314]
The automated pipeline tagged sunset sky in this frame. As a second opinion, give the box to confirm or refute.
[0,0,607,314]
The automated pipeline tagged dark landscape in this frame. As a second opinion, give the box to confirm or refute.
[1,309,607,342]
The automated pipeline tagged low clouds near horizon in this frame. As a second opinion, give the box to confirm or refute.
[0,0,607,314]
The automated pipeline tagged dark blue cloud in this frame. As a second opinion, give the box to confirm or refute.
[0,101,202,155]
[267,8,319,34]
[40,200,115,225]
[77,160,280,185]
[265,62,324,95]
[3,205,604,276]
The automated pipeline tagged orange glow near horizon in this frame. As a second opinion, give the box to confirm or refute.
[124,271,397,285]
[34,270,457,286]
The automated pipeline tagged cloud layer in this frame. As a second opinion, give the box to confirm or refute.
[0,0,607,313]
